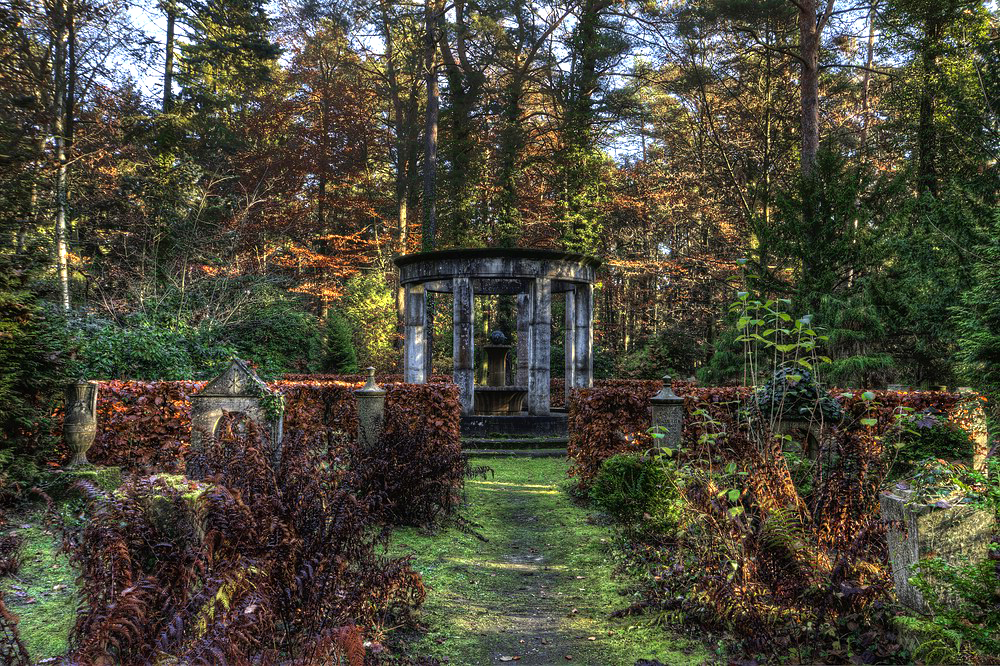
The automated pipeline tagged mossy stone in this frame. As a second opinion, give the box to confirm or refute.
[42,465,123,498]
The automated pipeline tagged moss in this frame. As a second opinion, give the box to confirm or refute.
[388,457,707,665]
[41,464,123,498]
[1,505,78,661]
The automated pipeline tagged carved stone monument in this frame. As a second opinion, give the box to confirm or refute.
[186,359,283,478]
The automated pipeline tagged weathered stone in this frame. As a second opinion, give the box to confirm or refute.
[63,380,99,467]
[564,291,576,402]
[403,283,428,383]
[393,248,600,427]
[880,488,995,613]
[453,276,475,415]
[187,359,283,479]
[44,464,123,498]
[516,292,531,387]
[573,283,593,389]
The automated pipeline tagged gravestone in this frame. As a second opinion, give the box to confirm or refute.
[880,488,995,613]
[186,359,283,479]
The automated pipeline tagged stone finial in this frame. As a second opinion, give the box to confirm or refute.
[357,366,384,394]
[652,375,683,404]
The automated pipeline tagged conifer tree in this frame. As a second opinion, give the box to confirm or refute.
[325,309,359,373]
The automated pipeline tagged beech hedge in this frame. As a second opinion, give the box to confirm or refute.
[567,382,984,487]
[61,379,460,472]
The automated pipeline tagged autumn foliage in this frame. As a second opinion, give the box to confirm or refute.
[567,382,988,659]
[60,419,425,664]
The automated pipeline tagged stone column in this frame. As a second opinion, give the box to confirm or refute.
[453,276,475,415]
[403,283,428,383]
[516,291,531,387]
[564,289,576,404]
[528,277,552,415]
[573,282,593,388]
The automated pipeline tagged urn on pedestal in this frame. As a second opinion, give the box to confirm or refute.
[64,380,99,466]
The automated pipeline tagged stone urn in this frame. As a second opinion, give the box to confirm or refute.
[64,380,99,466]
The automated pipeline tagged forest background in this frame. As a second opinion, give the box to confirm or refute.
[1,0,999,414]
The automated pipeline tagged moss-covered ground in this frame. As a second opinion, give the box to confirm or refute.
[389,456,709,665]
[1,503,78,661]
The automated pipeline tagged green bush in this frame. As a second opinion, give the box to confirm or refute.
[63,281,325,380]
[590,453,681,532]
[0,283,67,501]
[340,272,397,370]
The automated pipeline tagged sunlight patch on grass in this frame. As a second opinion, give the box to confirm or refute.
[1,506,78,661]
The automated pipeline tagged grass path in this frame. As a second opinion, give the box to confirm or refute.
[390,457,708,666]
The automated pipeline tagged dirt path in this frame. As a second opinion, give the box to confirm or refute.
[390,457,707,666]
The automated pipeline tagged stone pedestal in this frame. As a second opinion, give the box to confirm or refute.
[880,488,995,612]
[485,345,510,387]
[354,367,386,450]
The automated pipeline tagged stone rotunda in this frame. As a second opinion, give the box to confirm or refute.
[394,248,600,439]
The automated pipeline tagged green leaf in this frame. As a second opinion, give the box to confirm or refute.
[861,391,876,401]
[796,359,813,370]
[860,418,878,427]
[727,488,740,502]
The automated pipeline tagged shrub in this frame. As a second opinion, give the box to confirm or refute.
[340,272,397,371]
[349,427,466,527]
[590,453,681,532]
[61,419,425,664]
[893,413,975,475]
[0,289,67,502]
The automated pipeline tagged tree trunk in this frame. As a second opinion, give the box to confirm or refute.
[422,0,440,251]
[918,12,942,197]
[798,0,821,179]
[163,0,176,112]
[53,0,70,311]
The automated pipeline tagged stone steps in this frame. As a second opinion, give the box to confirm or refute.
[464,448,567,457]
[462,434,568,457]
